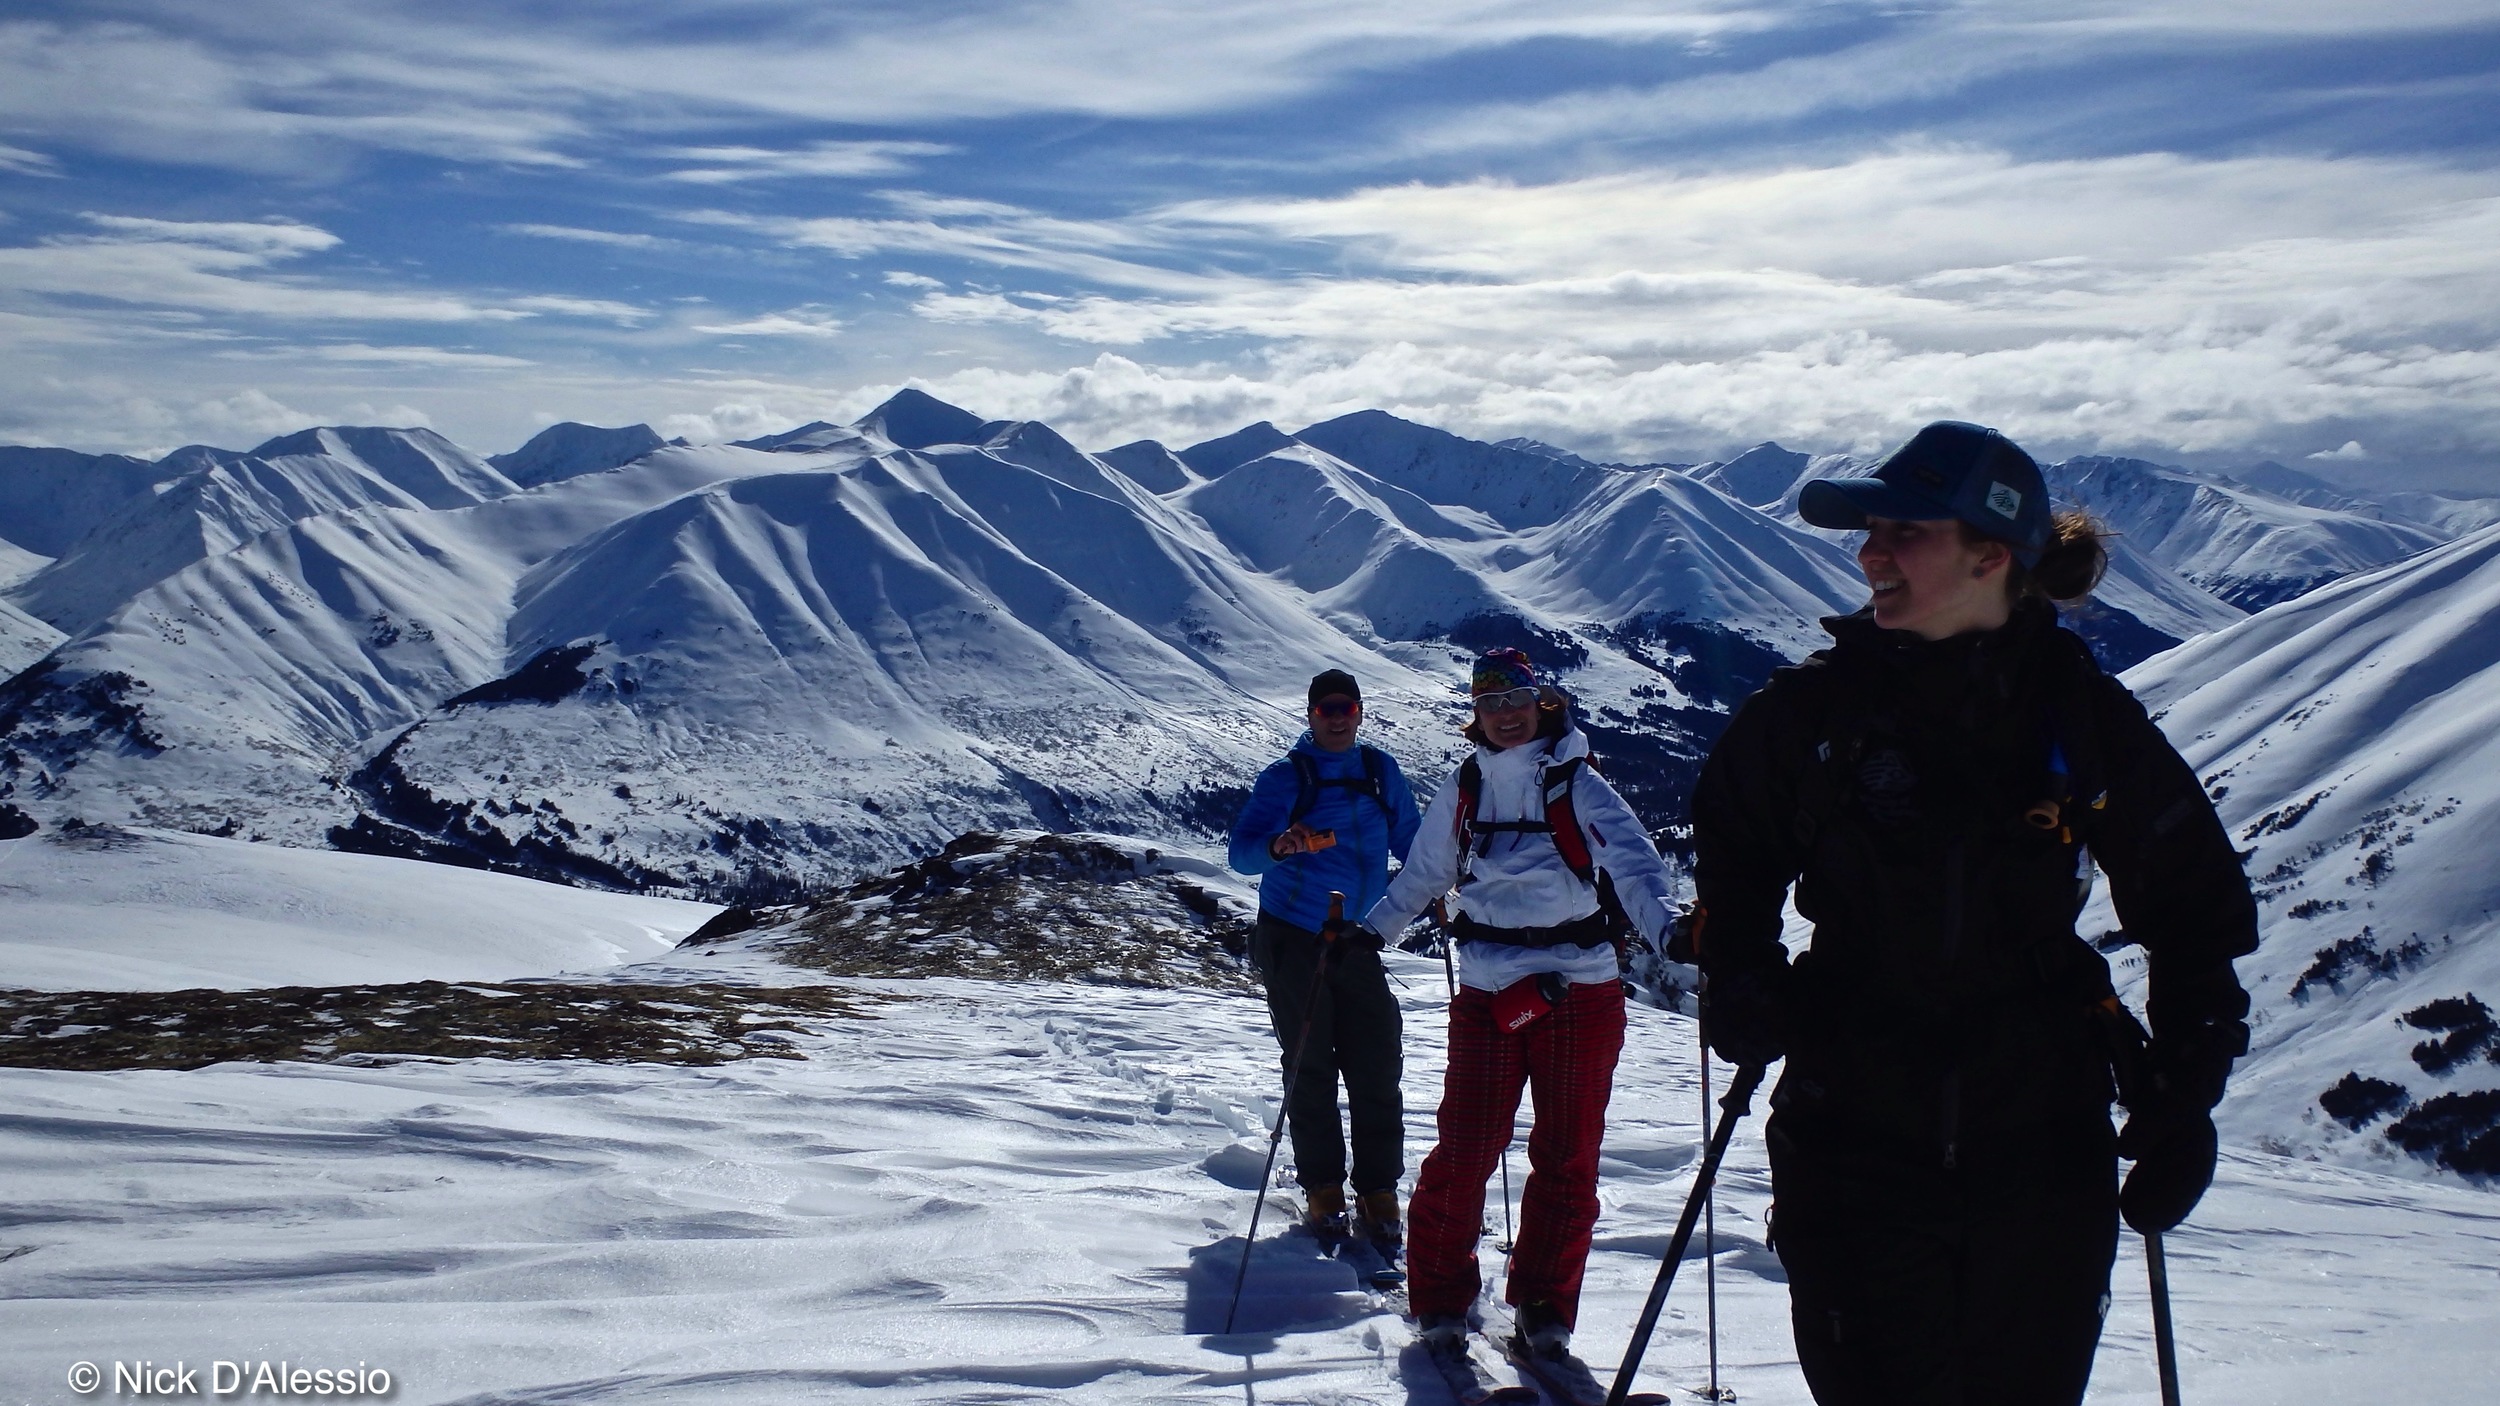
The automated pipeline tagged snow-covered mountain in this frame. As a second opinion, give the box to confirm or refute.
[0,445,172,561]
[0,396,1885,897]
[8,428,521,637]
[2109,522,2500,1179]
[1,395,2486,919]
[489,421,675,489]
[2230,460,2500,540]
[2050,455,2452,610]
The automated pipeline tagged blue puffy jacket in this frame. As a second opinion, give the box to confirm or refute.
[1228,734,1421,933]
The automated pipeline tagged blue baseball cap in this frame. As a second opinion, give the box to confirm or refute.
[1797,421,2051,566]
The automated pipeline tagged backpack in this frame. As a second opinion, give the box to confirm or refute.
[1787,628,2109,908]
[1287,744,1394,829]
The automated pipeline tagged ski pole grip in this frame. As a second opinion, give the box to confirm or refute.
[1324,891,1346,942]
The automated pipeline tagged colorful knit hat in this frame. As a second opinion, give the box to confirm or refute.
[1470,647,1538,697]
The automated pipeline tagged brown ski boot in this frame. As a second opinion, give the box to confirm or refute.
[1303,1184,1350,1248]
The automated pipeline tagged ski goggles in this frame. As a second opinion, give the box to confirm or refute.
[1311,697,1360,718]
[1471,685,1539,714]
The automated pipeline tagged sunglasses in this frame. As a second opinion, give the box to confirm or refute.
[1472,685,1539,714]
[1312,698,1360,718]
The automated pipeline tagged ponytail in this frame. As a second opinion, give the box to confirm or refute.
[2016,509,2112,602]
[1969,508,2109,603]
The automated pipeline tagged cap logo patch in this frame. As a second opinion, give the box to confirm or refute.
[1985,482,2022,519]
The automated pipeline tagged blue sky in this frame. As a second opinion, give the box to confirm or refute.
[2,1,2497,489]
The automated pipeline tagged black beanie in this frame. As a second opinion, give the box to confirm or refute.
[1308,669,1361,707]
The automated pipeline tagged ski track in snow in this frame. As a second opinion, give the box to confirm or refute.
[4,947,2495,1404]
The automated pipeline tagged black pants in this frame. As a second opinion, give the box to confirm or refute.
[1767,1089,2119,1406]
[1251,913,1404,1195]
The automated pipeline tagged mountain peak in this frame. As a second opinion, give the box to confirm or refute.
[853,388,990,450]
[1097,440,1192,494]
[491,423,668,489]
[1710,442,1811,508]
[248,425,462,461]
[1178,421,1296,477]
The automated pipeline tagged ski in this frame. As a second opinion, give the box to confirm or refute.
[1482,1306,1669,1406]
[1419,1330,1537,1406]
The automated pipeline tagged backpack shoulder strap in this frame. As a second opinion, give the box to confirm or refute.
[1359,744,1392,816]
[1790,659,1878,856]
[2041,628,2113,837]
[1539,756,1595,883]
[1286,751,1319,828]
[1452,755,1485,886]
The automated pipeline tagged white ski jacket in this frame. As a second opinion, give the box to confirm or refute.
[1366,727,1677,993]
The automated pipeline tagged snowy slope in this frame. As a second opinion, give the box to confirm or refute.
[0,445,170,560]
[0,595,61,680]
[0,537,46,591]
[0,824,714,990]
[1,919,2494,1404]
[2109,523,2500,1180]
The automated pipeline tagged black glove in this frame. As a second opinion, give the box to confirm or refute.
[2118,1103,2217,1234]
[2116,1026,2241,1234]
[1347,923,1387,954]
[1701,963,1789,1068]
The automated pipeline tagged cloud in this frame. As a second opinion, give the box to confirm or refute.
[0,216,673,351]
[0,141,59,176]
[0,214,522,324]
[690,309,844,338]
[658,140,955,184]
[0,4,1759,180]
[500,224,675,251]
[0,17,586,174]
[689,191,1202,293]
[214,342,538,368]
[2309,440,2368,461]
[656,400,814,443]
[883,270,944,290]
[857,149,2500,461]
[507,294,651,323]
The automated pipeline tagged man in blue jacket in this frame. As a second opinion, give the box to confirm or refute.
[1229,669,1422,1254]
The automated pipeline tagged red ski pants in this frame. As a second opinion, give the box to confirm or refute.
[1407,977,1627,1328]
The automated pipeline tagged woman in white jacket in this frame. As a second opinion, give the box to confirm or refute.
[1365,647,1679,1371]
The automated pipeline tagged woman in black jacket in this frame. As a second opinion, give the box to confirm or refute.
[1689,421,2257,1406]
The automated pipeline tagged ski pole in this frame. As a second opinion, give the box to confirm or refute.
[1699,1031,1724,1401]
[1222,892,1345,1334]
[2146,1231,2182,1406]
[1604,1061,1766,1406]
[1433,897,1456,999]
[1498,1148,1515,1256]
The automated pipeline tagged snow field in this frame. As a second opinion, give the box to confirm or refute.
[5,943,2496,1403]
[0,827,715,990]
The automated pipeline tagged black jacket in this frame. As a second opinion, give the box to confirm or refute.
[1691,602,2256,1174]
